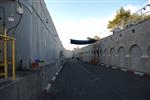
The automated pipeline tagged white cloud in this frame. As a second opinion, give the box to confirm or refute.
[56,17,112,50]
[51,4,142,50]
[123,4,139,13]
[124,4,150,16]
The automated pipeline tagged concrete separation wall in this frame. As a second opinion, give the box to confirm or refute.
[0,0,64,69]
[0,0,66,100]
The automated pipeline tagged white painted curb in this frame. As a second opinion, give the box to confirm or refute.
[134,71,144,76]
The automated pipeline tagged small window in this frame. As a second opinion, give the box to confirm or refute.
[111,37,113,40]
[132,29,135,33]
[120,34,122,37]
[46,19,48,23]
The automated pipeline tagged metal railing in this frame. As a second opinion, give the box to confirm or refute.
[130,4,150,24]
[0,28,16,80]
[113,4,150,31]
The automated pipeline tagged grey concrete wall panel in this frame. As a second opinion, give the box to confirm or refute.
[0,0,64,69]
[76,19,150,74]
[0,62,60,100]
[17,62,58,100]
[0,82,17,100]
[0,0,65,100]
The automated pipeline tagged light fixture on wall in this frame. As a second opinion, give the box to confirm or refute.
[16,4,24,15]
[8,14,15,22]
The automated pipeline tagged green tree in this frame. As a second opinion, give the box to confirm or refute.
[107,7,131,31]
[87,35,101,41]
[108,6,150,31]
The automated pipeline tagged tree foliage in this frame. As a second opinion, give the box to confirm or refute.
[107,7,147,31]
[87,35,101,40]
[107,6,150,31]
[107,7,131,30]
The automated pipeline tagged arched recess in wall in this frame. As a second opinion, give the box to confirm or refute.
[130,45,142,71]
[148,46,150,56]
[110,48,115,66]
[99,49,103,63]
[96,49,99,63]
[104,49,107,64]
[148,46,150,70]
[118,47,126,68]
[101,50,105,64]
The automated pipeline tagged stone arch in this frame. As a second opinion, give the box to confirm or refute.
[118,47,126,68]
[99,49,102,63]
[110,48,115,66]
[101,50,105,64]
[148,46,150,57]
[130,45,142,71]
[96,49,99,63]
[147,46,150,71]
[104,49,108,64]
[99,49,103,57]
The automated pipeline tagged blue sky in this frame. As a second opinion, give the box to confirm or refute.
[47,0,146,20]
[45,0,148,50]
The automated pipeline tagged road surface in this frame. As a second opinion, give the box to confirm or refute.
[44,59,150,100]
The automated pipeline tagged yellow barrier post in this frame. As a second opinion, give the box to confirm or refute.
[0,29,16,80]
[4,28,8,79]
[12,40,16,80]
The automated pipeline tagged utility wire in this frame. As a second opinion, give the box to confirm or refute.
[7,0,24,34]
[7,0,61,45]
[7,14,23,34]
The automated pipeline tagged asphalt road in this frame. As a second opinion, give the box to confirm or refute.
[44,59,150,100]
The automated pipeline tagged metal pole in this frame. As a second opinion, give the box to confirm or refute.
[12,40,16,80]
[4,28,7,79]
